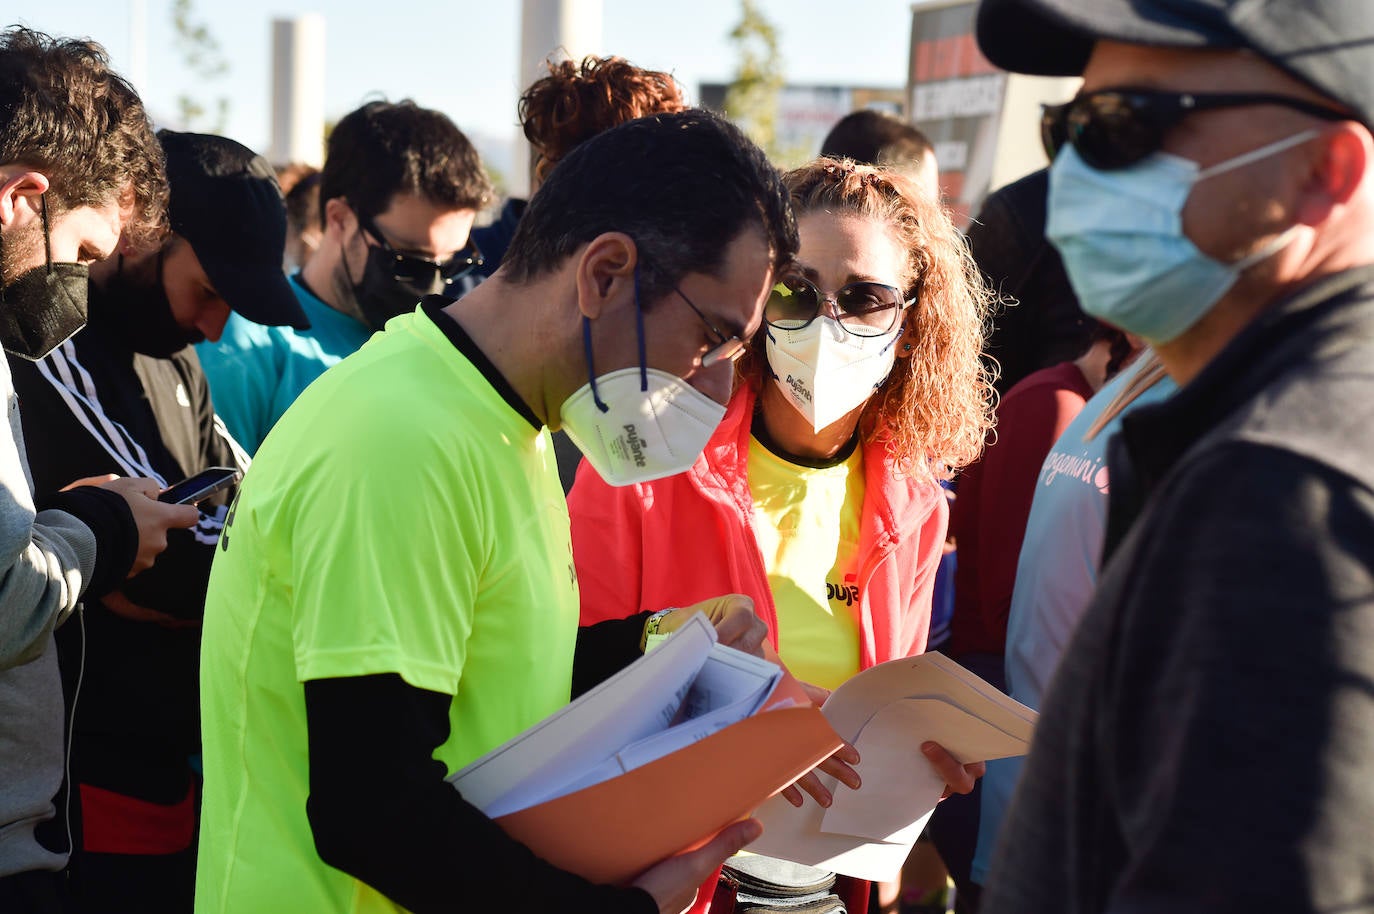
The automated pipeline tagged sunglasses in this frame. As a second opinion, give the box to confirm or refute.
[360,215,484,287]
[1041,88,1351,170]
[766,274,911,338]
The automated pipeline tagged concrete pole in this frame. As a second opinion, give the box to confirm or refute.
[269,15,327,168]
[127,0,148,97]
[513,0,604,197]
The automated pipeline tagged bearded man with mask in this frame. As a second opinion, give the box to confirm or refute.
[969,1,1374,911]
[0,28,202,914]
[198,99,491,454]
[8,129,308,914]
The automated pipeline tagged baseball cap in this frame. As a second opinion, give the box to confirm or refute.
[976,0,1374,126]
[158,130,311,330]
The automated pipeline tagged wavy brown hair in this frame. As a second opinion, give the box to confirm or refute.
[739,158,997,481]
[519,55,686,184]
[0,27,167,250]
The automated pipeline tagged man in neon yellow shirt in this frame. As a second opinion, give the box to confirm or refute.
[196,110,799,914]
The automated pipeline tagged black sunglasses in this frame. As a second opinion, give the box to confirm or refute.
[766,274,911,338]
[360,215,484,287]
[1041,88,1351,170]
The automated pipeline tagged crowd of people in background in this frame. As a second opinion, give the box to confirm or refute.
[3,1,1374,913]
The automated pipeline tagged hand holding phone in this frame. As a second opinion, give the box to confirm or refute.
[157,467,242,505]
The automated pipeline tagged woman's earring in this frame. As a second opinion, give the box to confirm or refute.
[902,343,914,352]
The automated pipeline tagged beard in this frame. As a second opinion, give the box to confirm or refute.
[0,218,41,285]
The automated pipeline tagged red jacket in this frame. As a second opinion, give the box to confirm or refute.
[569,385,949,669]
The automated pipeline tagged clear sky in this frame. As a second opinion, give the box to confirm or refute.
[11,0,919,168]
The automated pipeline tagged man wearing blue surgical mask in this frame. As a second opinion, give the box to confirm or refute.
[972,0,1374,911]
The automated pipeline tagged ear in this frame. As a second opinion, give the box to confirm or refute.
[574,232,638,320]
[894,319,920,359]
[0,171,50,229]
[322,196,359,244]
[1294,122,1369,227]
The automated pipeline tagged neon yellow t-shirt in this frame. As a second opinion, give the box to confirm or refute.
[748,433,865,691]
[196,304,578,914]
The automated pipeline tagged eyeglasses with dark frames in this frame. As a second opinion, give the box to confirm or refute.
[359,215,484,287]
[765,274,912,337]
[673,286,747,367]
[1041,87,1352,171]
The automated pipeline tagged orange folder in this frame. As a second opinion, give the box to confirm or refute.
[494,703,841,884]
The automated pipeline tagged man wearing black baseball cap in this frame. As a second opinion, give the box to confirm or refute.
[7,130,304,913]
[971,2,1374,912]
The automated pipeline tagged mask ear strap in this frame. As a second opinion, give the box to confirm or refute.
[633,265,647,393]
[1197,128,1319,181]
[762,325,780,382]
[40,193,53,273]
[581,316,608,413]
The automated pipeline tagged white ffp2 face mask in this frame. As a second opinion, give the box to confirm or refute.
[560,366,726,486]
[765,316,901,432]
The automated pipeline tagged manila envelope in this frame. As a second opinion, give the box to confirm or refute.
[494,705,841,884]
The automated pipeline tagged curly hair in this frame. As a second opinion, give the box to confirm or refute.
[0,27,167,250]
[739,158,998,481]
[519,55,686,184]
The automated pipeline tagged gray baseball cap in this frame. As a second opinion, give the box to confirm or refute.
[976,0,1374,124]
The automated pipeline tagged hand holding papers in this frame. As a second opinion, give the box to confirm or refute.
[750,652,1038,882]
[447,613,842,884]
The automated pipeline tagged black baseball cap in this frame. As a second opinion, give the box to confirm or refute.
[158,130,311,331]
[976,0,1374,126]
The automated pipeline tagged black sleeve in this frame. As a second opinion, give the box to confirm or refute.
[120,360,243,618]
[40,485,136,598]
[1100,446,1374,910]
[572,612,652,699]
[304,674,657,914]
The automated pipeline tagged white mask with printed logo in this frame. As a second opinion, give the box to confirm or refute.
[765,316,901,433]
[560,367,726,487]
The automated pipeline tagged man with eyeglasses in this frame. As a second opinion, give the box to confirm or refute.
[197,99,493,454]
[971,1,1374,912]
[196,109,798,914]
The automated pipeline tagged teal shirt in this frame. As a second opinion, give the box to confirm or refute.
[197,275,373,454]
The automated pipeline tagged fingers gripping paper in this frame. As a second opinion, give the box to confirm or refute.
[750,652,1037,882]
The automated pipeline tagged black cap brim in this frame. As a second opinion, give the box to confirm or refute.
[976,0,1247,78]
[199,253,311,331]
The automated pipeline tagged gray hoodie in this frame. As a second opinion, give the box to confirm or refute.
[0,353,104,877]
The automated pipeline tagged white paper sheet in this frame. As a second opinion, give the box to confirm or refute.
[449,615,785,818]
[450,614,716,817]
[747,653,1038,881]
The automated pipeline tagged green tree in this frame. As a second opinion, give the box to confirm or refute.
[723,0,786,160]
[171,0,231,133]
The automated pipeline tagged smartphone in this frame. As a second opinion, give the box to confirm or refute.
[157,467,242,505]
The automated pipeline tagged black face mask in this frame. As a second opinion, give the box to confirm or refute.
[351,243,444,333]
[0,194,90,361]
[95,249,199,359]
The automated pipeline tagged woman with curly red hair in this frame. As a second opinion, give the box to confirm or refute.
[568,158,997,912]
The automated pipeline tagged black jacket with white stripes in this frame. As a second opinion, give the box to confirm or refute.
[8,280,248,809]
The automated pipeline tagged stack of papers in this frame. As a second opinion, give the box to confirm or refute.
[447,614,841,883]
[750,652,1037,881]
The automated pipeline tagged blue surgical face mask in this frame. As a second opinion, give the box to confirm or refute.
[1045,129,1317,345]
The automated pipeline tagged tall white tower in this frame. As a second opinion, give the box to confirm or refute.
[514,0,604,197]
[269,15,326,167]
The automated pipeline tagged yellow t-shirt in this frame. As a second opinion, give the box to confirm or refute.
[196,304,578,914]
[748,432,866,691]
